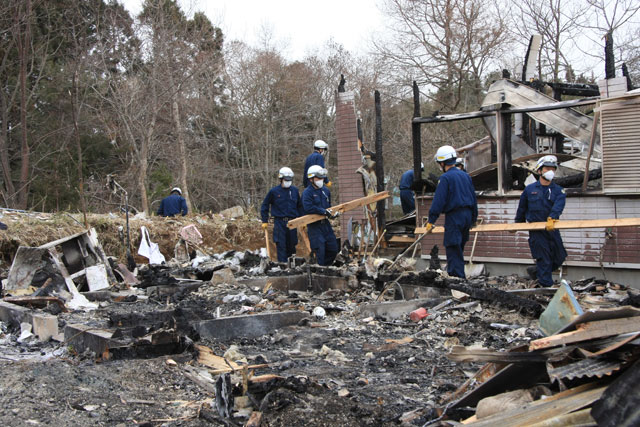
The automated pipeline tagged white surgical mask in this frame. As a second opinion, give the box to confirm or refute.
[542,170,555,181]
[314,179,324,188]
[282,181,292,188]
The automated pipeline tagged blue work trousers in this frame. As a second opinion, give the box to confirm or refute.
[273,218,298,263]
[400,189,415,215]
[444,208,472,279]
[307,220,338,266]
[528,230,567,286]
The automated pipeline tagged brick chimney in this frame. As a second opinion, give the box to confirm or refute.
[335,90,365,239]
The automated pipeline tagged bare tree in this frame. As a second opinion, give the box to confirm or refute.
[374,0,509,111]
[509,0,586,82]
[581,0,640,79]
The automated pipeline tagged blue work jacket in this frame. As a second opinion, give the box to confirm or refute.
[428,167,478,225]
[302,151,328,188]
[260,185,302,223]
[302,185,331,216]
[157,194,188,217]
[399,169,414,190]
[515,181,566,223]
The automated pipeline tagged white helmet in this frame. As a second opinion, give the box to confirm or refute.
[535,155,558,171]
[434,145,457,164]
[278,167,294,181]
[313,140,328,150]
[171,187,182,195]
[307,165,328,179]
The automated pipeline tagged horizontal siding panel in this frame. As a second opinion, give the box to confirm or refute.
[416,195,640,266]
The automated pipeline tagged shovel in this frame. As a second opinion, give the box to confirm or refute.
[465,219,485,278]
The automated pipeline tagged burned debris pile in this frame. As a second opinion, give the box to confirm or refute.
[0,219,639,426]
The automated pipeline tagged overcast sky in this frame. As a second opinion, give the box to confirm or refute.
[122,0,384,60]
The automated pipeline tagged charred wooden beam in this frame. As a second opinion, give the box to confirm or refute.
[412,98,598,125]
[374,90,386,232]
[555,168,602,188]
[498,109,512,192]
[605,31,615,79]
[412,81,423,191]
[546,82,600,97]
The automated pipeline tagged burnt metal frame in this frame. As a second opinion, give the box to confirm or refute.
[411,80,599,195]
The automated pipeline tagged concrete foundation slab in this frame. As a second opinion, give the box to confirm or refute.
[64,323,116,355]
[194,311,309,340]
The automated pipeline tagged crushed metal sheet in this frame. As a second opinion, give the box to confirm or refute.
[555,306,640,334]
[547,357,624,382]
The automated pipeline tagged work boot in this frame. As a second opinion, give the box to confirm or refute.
[533,280,553,288]
[526,266,537,280]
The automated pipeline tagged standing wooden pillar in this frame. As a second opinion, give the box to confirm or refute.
[496,108,512,194]
[411,82,422,187]
[552,89,563,153]
[374,91,385,234]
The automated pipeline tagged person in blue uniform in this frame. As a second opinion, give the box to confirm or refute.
[399,162,424,215]
[302,140,332,188]
[515,155,567,287]
[302,165,339,266]
[261,167,303,263]
[425,145,478,278]
[157,187,188,217]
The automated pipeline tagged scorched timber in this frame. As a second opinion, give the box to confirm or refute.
[287,191,389,229]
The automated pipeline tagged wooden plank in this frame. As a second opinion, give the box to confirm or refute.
[388,235,416,243]
[447,346,549,363]
[2,296,67,312]
[415,217,640,234]
[529,317,640,351]
[195,344,272,375]
[195,344,241,371]
[287,191,390,229]
[468,384,605,427]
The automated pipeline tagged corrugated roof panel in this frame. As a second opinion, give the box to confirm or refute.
[547,357,624,383]
[601,99,640,194]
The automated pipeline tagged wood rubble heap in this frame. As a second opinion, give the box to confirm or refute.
[0,226,639,426]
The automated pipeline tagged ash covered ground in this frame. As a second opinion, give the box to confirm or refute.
[0,213,637,426]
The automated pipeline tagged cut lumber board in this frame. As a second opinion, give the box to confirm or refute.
[415,217,640,234]
[447,345,549,364]
[529,317,640,351]
[196,344,241,371]
[388,236,416,243]
[195,344,271,374]
[287,191,389,229]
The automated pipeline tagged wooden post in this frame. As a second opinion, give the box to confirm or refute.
[411,81,422,189]
[495,111,504,195]
[501,109,512,192]
[581,110,600,192]
[374,90,385,235]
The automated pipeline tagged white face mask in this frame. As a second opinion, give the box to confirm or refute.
[282,180,292,188]
[542,170,555,181]
[314,179,324,188]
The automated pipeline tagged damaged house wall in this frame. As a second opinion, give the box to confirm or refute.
[413,90,640,287]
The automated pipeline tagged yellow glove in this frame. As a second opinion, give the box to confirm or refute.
[326,181,333,188]
[425,223,434,234]
[261,222,268,230]
[545,217,558,231]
